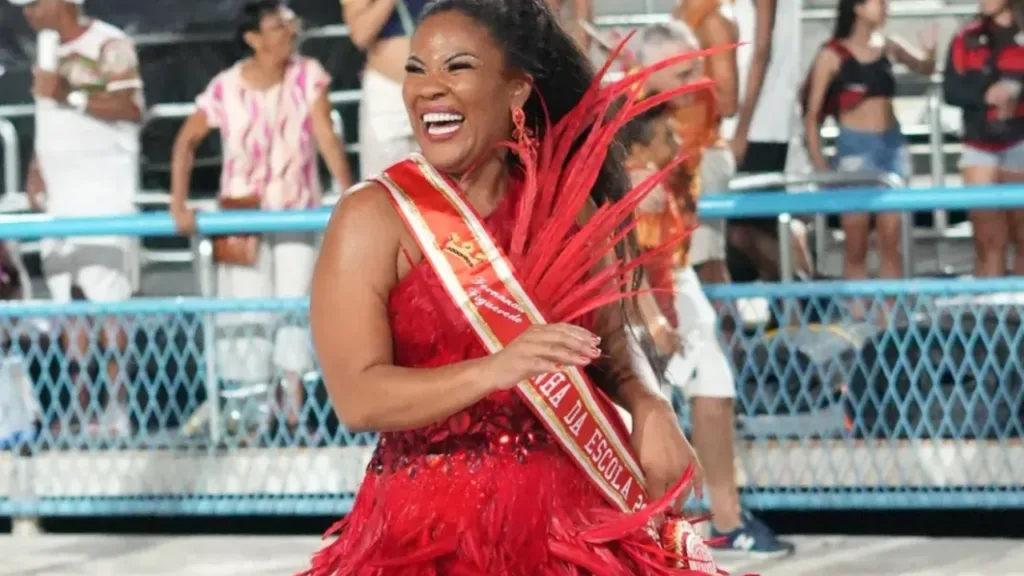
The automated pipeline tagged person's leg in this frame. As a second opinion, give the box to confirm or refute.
[873,133,911,281]
[672,266,739,530]
[691,147,734,286]
[839,211,872,280]
[999,142,1024,275]
[75,241,135,441]
[214,241,275,439]
[873,212,902,279]
[270,233,317,433]
[4,241,33,300]
[832,129,881,285]
[960,146,1007,277]
[731,142,814,281]
[672,266,793,554]
[41,240,94,441]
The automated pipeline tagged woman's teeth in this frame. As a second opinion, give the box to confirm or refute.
[423,112,464,136]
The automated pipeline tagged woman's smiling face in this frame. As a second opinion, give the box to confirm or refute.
[403,10,531,174]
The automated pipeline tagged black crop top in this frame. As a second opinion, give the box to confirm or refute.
[377,0,430,40]
[829,42,897,113]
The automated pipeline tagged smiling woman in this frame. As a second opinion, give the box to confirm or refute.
[301,0,719,574]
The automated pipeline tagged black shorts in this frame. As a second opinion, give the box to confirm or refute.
[737,142,789,173]
[734,142,789,232]
[728,142,790,282]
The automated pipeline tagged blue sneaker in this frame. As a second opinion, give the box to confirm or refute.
[709,511,795,557]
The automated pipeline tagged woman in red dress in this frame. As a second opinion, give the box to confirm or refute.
[302,0,720,573]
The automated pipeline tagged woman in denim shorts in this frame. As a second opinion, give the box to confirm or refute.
[804,0,936,282]
[944,0,1024,277]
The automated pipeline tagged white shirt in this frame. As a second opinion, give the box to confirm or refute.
[34,20,143,217]
[720,0,802,143]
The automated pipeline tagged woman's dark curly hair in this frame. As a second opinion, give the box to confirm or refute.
[418,0,656,391]
[419,0,633,209]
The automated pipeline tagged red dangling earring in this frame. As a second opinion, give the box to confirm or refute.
[511,106,537,153]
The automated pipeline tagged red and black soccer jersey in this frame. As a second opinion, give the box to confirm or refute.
[944,16,1024,150]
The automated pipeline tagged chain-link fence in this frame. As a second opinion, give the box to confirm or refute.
[4,278,1024,516]
[706,278,1024,510]
[0,298,371,517]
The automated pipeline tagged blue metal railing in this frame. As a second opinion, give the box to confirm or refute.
[3,183,1024,518]
[1,183,1020,240]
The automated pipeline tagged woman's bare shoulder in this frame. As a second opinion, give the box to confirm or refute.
[323,181,405,253]
[333,181,400,225]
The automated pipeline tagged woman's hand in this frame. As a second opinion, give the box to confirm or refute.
[629,393,703,506]
[171,202,196,236]
[651,318,680,357]
[482,324,601,391]
[986,80,1022,120]
[917,22,938,55]
[25,159,46,213]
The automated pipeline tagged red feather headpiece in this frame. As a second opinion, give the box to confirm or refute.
[499,32,719,322]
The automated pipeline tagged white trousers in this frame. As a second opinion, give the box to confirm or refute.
[628,266,736,400]
[689,146,735,266]
[215,232,316,383]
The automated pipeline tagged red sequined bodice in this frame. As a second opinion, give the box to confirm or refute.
[373,186,580,474]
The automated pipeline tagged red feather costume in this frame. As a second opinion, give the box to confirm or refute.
[301,40,733,576]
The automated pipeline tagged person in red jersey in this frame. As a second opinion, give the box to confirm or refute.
[944,0,1024,277]
[299,0,736,573]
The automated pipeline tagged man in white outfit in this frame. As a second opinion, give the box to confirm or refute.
[723,0,814,283]
[14,0,143,441]
[635,20,794,558]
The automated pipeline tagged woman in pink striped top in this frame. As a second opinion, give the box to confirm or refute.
[170,1,353,439]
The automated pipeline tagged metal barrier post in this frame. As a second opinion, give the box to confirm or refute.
[0,118,20,197]
[776,213,796,323]
[927,78,948,233]
[330,109,344,197]
[195,237,221,444]
[814,212,828,273]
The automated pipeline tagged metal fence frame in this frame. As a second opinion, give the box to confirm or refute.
[728,171,911,283]
[1,182,1024,525]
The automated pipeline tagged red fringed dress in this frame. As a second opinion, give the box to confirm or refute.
[303,185,708,576]
[302,41,724,576]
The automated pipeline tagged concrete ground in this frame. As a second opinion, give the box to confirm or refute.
[1,534,1022,576]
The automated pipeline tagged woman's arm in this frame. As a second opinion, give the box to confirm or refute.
[342,0,399,50]
[594,301,664,412]
[312,185,500,430]
[310,94,355,191]
[803,48,841,172]
[571,0,593,51]
[313,186,598,430]
[169,110,213,234]
[942,32,992,110]
[886,33,936,76]
[731,0,776,162]
[694,10,739,117]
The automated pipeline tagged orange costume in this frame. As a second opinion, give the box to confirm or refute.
[632,0,721,326]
